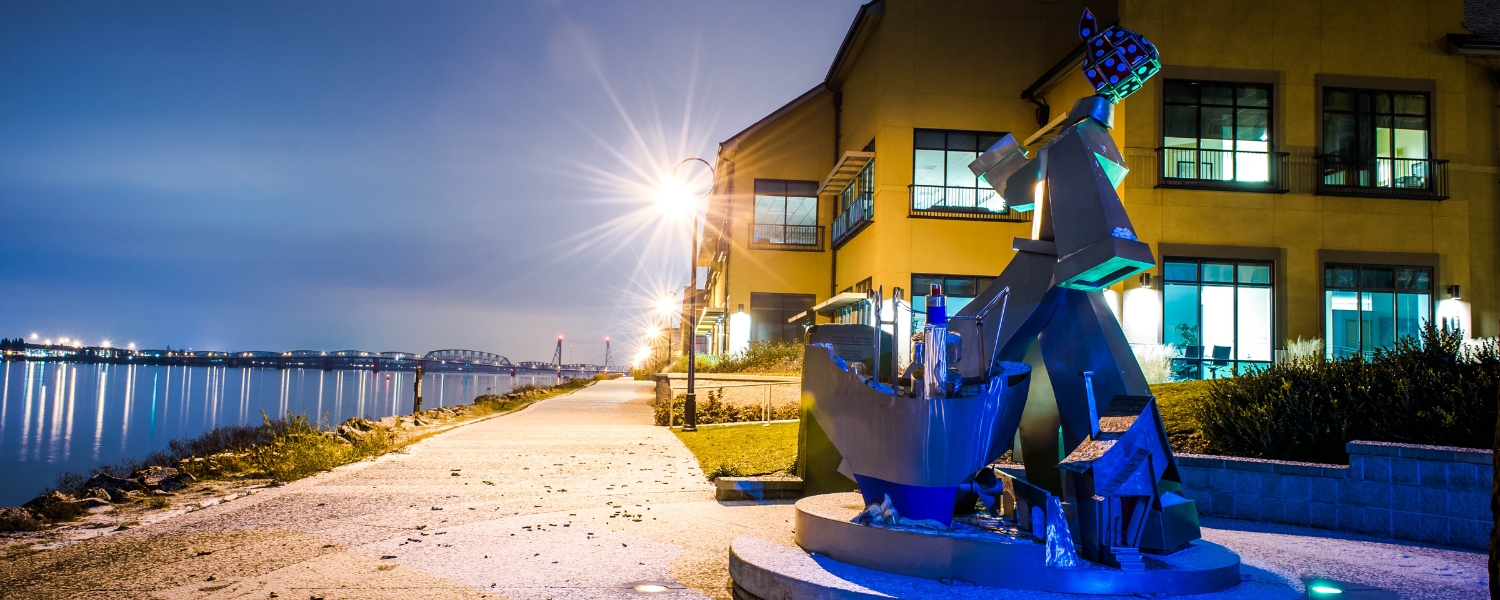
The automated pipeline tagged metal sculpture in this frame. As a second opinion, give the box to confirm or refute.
[800,2,1210,570]
[947,7,1201,566]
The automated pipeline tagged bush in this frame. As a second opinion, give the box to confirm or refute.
[654,389,799,426]
[1190,325,1499,463]
[670,341,804,375]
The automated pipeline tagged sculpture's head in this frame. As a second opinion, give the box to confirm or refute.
[1078,8,1159,103]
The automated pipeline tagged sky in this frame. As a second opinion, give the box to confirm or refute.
[0,0,864,363]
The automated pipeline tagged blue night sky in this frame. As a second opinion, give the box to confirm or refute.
[0,1,863,362]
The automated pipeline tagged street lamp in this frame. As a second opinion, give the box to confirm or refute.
[658,157,713,432]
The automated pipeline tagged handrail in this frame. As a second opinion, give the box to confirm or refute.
[1315,154,1449,200]
[1156,147,1289,193]
[909,185,1033,221]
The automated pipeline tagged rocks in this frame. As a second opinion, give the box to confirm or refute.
[81,487,112,502]
[157,472,196,492]
[0,506,43,532]
[85,473,144,495]
[22,491,88,522]
[134,466,179,487]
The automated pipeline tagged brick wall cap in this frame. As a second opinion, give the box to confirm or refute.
[1348,440,1490,462]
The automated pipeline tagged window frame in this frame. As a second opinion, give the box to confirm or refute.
[910,128,1016,218]
[1321,263,1434,360]
[1160,257,1276,380]
[750,179,822,251]
[1320,87,1432,160]
[1157,79,1283,191]
[748,292,816,344]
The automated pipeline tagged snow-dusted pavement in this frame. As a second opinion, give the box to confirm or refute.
[0,379,1485,599]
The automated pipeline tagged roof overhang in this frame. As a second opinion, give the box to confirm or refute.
[807,292,871,320]
[696,307,726,333]
[1448,33,1500,56]
[818,151,876,196]
[826,0,885,86]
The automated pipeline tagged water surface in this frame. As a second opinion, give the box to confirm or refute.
[0,360,561,506]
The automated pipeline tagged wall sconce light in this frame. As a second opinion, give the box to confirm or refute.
[1139,273,1153,289]
[1447,284,1462,300]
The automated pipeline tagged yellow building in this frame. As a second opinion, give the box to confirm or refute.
[693,0,1499,379]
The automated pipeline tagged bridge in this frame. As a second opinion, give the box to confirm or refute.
[0,342,625,376]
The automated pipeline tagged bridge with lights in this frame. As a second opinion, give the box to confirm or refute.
[0,338,624,376]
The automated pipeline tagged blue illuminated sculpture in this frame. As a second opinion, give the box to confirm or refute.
[778,8,1242,596]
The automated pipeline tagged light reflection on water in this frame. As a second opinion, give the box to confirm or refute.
[0,361,559,506]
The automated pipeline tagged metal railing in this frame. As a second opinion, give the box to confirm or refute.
[748,223,825,251]
[1316,155,1449,200]
[831,192,873,248]
[1157,147,1289,193]
[663,380,800,427]
[908,185,1033,222]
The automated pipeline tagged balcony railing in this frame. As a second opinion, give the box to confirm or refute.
[748,223,825,252]
[831,192,873,248]
[1316,155,1449,200]
[1157,147,1289,193]
[908,185,1033,222]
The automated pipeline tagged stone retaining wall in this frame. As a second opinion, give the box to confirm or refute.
[1176,441,1492,550]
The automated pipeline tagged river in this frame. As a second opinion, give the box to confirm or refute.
[0,360,562,506]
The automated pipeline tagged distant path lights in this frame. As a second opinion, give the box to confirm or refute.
[672,157,713,432]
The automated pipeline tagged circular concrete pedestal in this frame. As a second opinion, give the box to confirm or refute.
[734,493,1244,598]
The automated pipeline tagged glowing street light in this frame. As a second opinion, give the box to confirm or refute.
[653,157,713,432]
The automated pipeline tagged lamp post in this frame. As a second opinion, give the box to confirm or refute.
[670,157,712,432]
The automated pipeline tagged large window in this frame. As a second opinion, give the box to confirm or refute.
[1321,89,1434,192]
[749,292,816,344]
[1162,258,1274,380]
[910,273,995,330]
[913,129,1006,213]
[1162,80,1272,184]
[751,179,820,248]
[1324,265,1431,359]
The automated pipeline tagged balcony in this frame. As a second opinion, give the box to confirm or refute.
[747,223,825,252]
[908,185,1033,222]
[1157,147,1289,193]
[1316,155,1449,200]
[831,192,872,248]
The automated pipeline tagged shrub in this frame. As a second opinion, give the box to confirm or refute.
[1133,344,1176,384]
[654,389,799,426]
[1191,325,1499,463]
[670,341,804,375]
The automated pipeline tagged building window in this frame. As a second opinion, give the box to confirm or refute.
[1161,80,1273,185]
[1324,264,1431,359]
[831,160,874,247]
[1161,258,1274,380]
[912,129,1007,214]
[910,273,994,330]
[749,292,815,344]
[834,278,874,324]
[1320,89,1442,196]
[751,179,821,249]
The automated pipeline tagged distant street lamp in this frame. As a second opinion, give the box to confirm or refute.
[657,157,713,432]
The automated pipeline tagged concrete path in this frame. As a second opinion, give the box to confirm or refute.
[0,379,1487,599]
[0,379,793,600]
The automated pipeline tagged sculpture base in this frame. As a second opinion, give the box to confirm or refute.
[769,493,1241,596]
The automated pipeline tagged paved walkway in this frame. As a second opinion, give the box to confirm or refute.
[1,379,792,599]
[0,379,1487,599]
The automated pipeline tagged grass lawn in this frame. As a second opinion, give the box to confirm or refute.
[673,421,798,480]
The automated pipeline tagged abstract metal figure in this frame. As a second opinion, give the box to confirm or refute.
[798,9,1214,586]
[947,7,1200,566]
